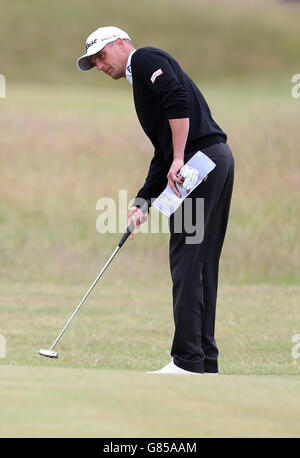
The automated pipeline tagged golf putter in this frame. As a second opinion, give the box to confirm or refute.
[39,200,150,359]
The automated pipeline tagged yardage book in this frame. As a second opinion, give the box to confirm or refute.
[152,151,216,217]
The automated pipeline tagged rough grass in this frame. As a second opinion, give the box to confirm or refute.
[0,80,299,284]
[1,0,300,84]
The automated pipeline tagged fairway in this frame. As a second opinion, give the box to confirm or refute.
[1,282,300,437]
[0,365,299,438]
[1,282,300,375]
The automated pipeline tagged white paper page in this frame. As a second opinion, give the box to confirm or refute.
[152,151,216,217]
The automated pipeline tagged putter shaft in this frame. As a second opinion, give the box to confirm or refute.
[50,245,120,351]
[41,199,150,356]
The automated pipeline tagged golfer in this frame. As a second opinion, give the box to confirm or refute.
[77,26,234,375]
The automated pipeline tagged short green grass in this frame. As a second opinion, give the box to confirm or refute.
[1,282,299,375]
[1,280,300,437]
[0,365,299,438]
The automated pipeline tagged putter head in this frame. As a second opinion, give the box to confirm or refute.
[38,349,59,359]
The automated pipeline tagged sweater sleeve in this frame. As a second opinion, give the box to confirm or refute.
[132,48,190,119]
[133,149,168,207]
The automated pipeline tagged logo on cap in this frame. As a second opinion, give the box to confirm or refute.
[101,34,118,42]
[86,39,97,50]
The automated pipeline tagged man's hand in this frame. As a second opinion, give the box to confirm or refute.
[127,206,148,239]
[167,158,185,197]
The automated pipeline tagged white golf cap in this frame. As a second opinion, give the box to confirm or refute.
[77,26,131,71]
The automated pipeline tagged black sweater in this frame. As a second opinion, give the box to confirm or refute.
[131,47,227,205]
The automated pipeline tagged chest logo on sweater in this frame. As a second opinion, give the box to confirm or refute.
[150,68,163,84]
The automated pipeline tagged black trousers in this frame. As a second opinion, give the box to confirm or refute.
[169,142,234,373]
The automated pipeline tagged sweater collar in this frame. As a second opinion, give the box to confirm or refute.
[125,50,136,85]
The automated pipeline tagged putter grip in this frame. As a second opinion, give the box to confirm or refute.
[118,200,150,248]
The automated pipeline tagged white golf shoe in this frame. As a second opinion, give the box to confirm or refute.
[146,359,203,375]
